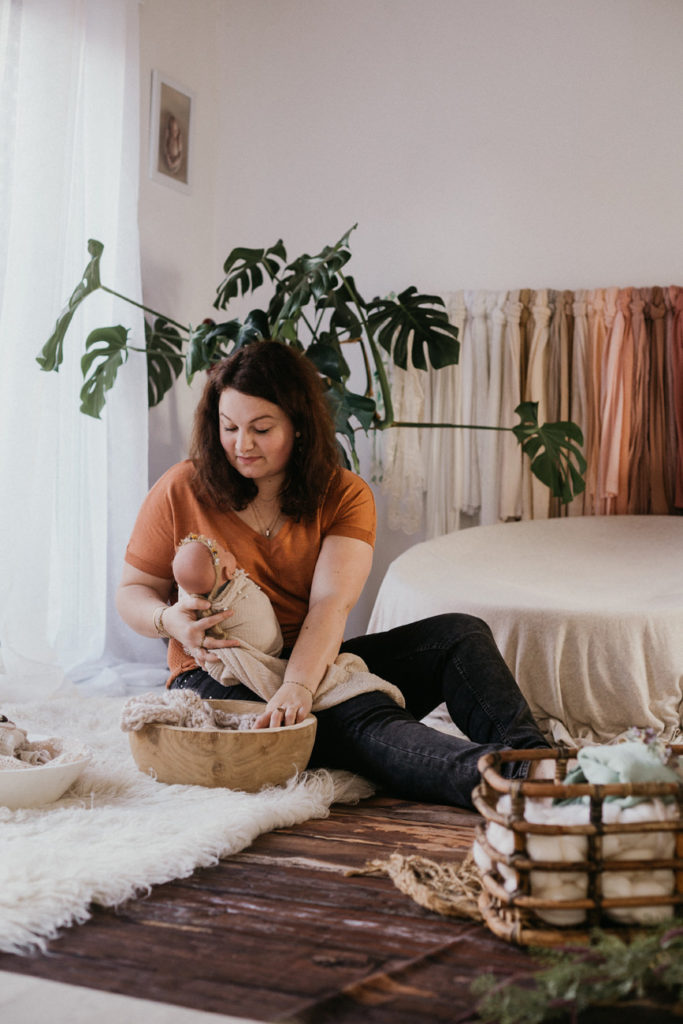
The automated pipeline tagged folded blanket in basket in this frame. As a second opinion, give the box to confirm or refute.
[473,738,683,927]
[560,739,682,806]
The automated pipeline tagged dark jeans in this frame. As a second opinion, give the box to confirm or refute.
[170,613,550,810]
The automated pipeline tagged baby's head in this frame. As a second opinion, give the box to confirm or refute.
[173,534,237,595]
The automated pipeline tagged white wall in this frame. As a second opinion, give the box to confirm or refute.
[139,0,223,481]
[139,0,683,633]
[212,0,683,291]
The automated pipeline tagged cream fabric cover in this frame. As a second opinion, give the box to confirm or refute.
[368,516,683,746]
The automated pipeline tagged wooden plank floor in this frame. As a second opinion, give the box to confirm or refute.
[0,795,680,1023]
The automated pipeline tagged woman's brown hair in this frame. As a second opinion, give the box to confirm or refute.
[190,340,341,517]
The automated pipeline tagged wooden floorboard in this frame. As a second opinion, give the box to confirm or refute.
[1,795,681,1023]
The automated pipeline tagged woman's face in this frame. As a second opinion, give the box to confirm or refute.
[218,388,295,487]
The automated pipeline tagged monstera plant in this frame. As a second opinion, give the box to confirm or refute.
[36,225,586,502]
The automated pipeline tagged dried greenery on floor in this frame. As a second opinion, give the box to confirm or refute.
[356,854,683,1021]
[467,924,683,1024]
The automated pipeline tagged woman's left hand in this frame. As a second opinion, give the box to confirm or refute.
[254,682,313,730]
[188,629,242,671]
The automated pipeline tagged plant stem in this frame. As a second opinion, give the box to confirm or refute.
[127,345,186,358]
[299,308,319,338]
[339,271,394,426]
[271,305,318,344]
[351,420,513,434]
[390,420,512,432]
[100,286,188,332]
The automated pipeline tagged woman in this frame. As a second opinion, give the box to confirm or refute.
[117,341,550,809]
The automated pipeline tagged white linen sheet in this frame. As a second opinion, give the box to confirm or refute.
[369,516,683,746]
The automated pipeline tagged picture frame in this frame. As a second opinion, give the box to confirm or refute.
[148,70,193,194]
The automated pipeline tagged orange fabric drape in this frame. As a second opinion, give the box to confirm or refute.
[670,286,683,508]
[628,288,649,514]
[423,283,681,534]
[647,287,669,513]
[578,284,679,517]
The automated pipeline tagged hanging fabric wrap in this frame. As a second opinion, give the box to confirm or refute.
[381,285,683,537]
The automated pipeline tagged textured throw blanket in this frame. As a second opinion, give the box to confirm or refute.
[0,692,373,955]
[198,570,406,711]
[207,644,406,711]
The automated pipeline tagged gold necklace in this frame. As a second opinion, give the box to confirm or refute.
[251,499,282,539]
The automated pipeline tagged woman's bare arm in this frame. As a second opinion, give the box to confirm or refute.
[254,534,373,728]
[116,563,235,655]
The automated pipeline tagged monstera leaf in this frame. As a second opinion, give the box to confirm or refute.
[366,287,460,371]
[316,274,365,339]
[271,226,356,330]
[185,320,239,382]
[79,325,129,418]
[305,335,351,383]
[214,240,287,310]
[232,308,270,348]
[37,239,104,372]
[512,401,586,503]
[145,318,185,407]
[185,311,270,383]
[325,381,377,470]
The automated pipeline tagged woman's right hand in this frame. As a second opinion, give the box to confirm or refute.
[116,564,240,671]
[162,595,239,668]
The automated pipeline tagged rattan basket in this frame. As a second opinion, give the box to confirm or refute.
[472,746,683,947]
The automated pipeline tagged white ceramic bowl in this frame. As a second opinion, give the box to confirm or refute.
[0,755,89,810]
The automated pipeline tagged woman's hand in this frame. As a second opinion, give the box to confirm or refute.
[254,682,313,730]
[116,563,242,672]
[163,595,240,669]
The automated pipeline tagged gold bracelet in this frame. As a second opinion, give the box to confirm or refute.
[153,605,171,639]
[285,680,315,695]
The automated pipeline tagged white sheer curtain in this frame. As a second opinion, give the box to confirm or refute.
[0,0,166,699]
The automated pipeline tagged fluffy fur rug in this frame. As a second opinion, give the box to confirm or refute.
[0,693,374,954]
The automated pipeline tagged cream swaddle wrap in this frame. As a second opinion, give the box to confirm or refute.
[183,537,405,712]
[197,567,284,657]
[473,738,682,926]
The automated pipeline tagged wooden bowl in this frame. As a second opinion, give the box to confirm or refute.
[128,699,317,792]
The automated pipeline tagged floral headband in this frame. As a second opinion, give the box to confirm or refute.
[176,533,221,569]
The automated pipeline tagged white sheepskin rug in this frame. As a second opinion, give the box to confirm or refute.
[0,693,374,955]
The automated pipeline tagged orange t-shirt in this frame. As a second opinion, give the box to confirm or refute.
[124,460,376,683]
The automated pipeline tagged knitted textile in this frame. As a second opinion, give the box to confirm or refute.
[120,689,260,732]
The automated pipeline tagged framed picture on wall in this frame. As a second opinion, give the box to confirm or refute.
[148,70,193,193]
